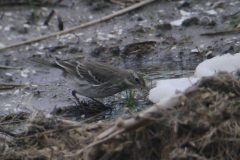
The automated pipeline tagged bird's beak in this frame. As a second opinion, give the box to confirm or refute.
[141,85,150,91]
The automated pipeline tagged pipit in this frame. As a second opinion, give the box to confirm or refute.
[28,57,146,106]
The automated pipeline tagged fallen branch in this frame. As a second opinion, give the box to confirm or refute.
[201,29,240,35]
[109,0,125,6]
[0,0,155,50]
[0,65,23,70]
[0,83,28,87]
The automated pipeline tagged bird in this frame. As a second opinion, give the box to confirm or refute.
[28,57,146,106]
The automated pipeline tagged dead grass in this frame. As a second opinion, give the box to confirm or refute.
[1,71,240,160]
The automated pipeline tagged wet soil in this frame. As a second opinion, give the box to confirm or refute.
[0,0,240,119]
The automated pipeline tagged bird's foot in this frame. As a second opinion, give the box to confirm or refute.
[72,90,87,113]
[72,91,111,111]
[90,98,112,110]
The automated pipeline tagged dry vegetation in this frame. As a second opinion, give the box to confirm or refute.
[1,71,240,159]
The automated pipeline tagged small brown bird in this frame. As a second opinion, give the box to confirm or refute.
[28,58,146,104]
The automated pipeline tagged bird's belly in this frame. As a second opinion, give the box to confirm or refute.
[74,88,112,98]
[65,78,111,98]
[64,75,125,98]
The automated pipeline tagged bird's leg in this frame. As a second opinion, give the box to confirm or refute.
[72,90,110,110]
[72,90,81,106]
[72,90,87,113]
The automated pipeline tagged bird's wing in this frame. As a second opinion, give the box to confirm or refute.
[28,58,81,78]
[54,60,81,78]
[76,61,122,85]
[28,57,58,68]
[29,58,123,85]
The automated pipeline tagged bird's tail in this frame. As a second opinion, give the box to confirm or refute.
[28,57,58,68]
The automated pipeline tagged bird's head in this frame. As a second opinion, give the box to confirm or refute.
[127,70,147,90]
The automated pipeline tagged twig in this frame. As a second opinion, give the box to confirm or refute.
[201,29,240,35]
[109,0,125,6]
[0,87,14,90]
[0,65,23,70]
[0,128,18,137]
[222,10,240,18]
[64,129,125,158]
[0,0,155,50]
[0,83,28,87]
[44,9,64,31]
[195,45,202,55]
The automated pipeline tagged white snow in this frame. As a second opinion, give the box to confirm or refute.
[149,53,240,104]
[195,53,240,78]
[149,78,199,104]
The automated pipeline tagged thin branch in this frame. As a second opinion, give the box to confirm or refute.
[0,65,23,70]
[201,29,240,35]
[0,83,28,87]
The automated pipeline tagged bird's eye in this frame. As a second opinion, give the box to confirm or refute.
[135,78,139,82]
